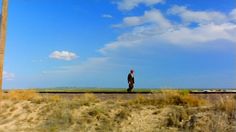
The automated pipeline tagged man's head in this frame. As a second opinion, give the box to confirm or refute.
[130,69,134,73]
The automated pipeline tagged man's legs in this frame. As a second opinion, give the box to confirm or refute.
[127,83,133,92]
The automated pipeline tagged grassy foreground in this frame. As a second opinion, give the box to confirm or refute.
[31,88,160,93]
[0,90,236,132]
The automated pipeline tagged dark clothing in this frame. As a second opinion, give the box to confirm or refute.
[127,73,135,92]
[128,83,134,92]
[127,73,135,84]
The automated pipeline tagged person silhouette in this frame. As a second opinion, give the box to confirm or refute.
[127,69,135,92]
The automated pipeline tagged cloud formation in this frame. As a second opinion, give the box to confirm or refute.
[117,0,164,11]
[100,6,236,54]
[49,51,78,61]
[162,23,236,44]
[168,5,228,25]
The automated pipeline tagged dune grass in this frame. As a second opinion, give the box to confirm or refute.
[0,90,235,132]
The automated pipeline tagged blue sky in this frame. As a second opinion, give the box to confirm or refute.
[2,0,236,89]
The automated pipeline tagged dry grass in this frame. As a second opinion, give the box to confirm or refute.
[128,90,206,107]
[0,90,235,132]
[76,93,99,106]
[214,96,236,119]
[3,90,41,101]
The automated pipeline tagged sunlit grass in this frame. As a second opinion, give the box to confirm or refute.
[128,90,206,107]
[3,90,41,100]
[0,90,235,131]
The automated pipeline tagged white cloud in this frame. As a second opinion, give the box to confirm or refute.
[3,71,15,81]
[100,7,236,54]
[104,9,173,53]
[117,0,164,11]
[161,23,236,45]
[49,51,78,61]
[102,23,236,53]
[113,9,172,28]
[102,14,113,18]
[168,5,228,25]
[114,16,143,27]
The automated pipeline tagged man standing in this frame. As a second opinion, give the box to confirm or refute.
[127,69,135,92]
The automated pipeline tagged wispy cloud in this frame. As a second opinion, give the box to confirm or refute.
[31,59,44,63]
[102,14,113,18]
[117,0,165,11]
[113,9,171,28]
[45,57,110,74]
[49,51,78,61]
[3,71,15,81]
[168,5,228,25]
